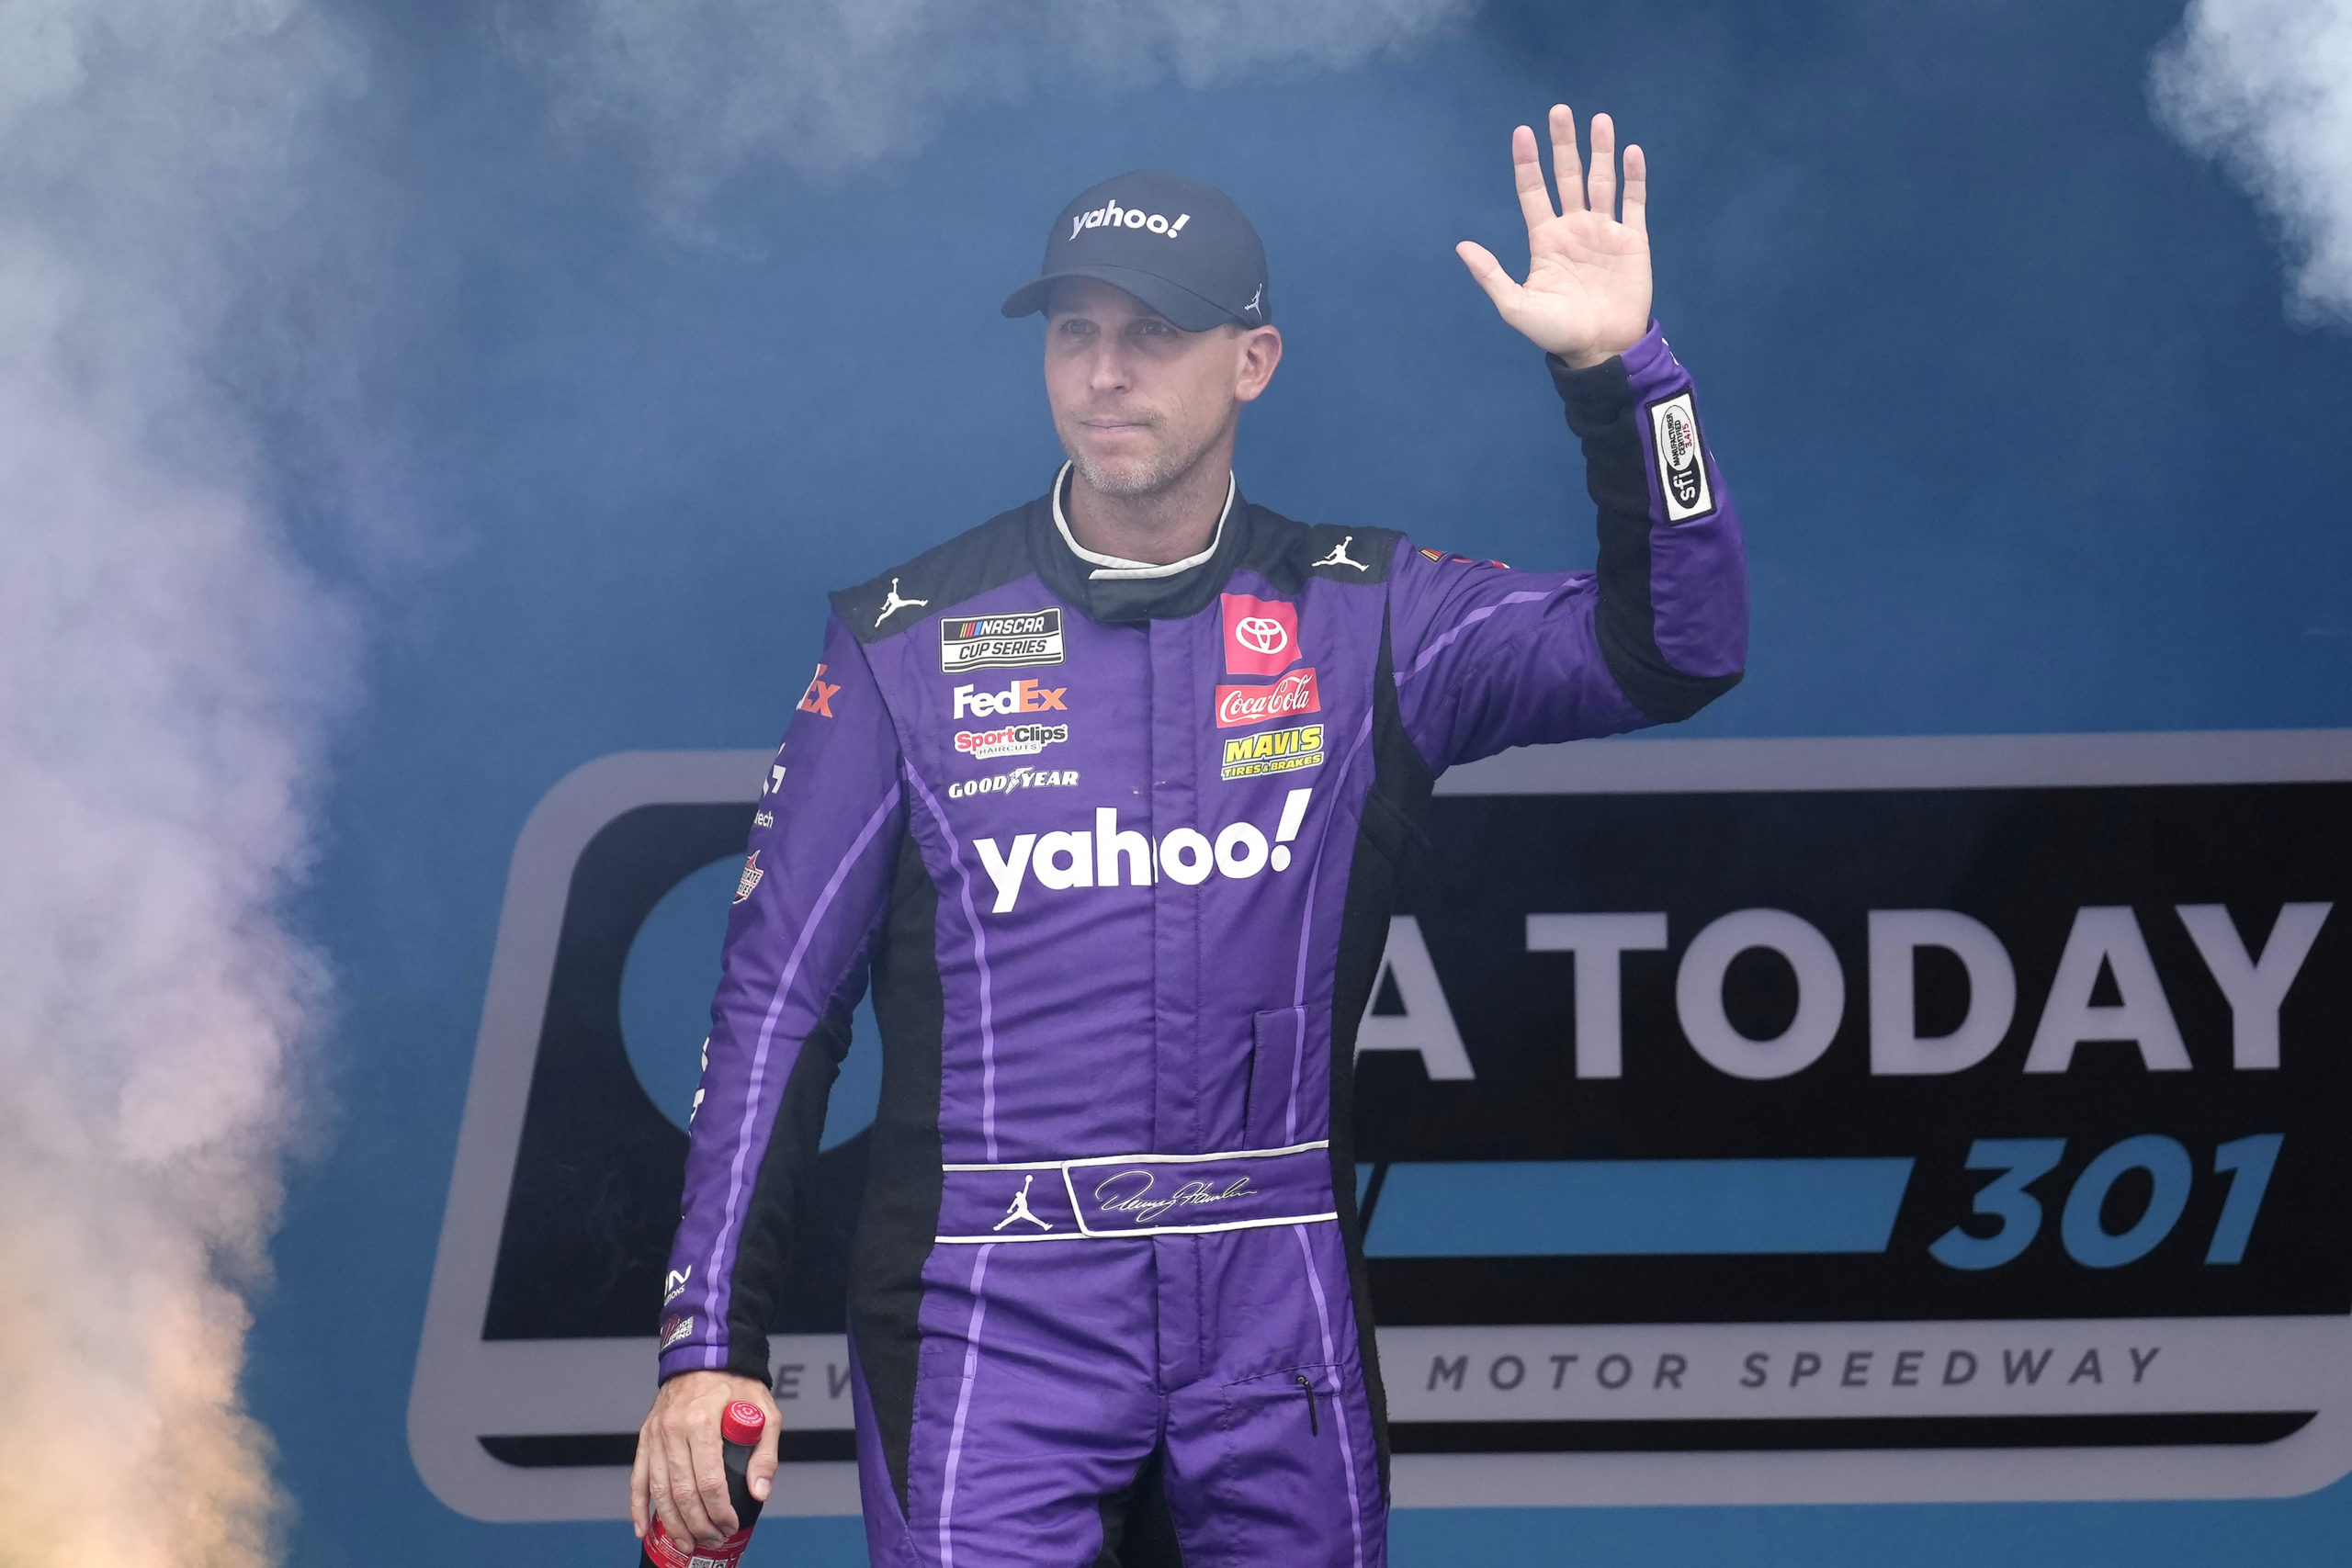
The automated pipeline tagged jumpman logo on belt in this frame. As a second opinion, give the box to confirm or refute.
[995,1173,1053,1232]
[875,577,930,627]
[1311,536,1368,571]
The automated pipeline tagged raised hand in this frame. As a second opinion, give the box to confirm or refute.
[1457,105,1653,369]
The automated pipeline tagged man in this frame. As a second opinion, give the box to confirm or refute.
[634,107,1747,1566]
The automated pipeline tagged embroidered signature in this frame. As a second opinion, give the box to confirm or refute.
[1092,1170,1257,1226]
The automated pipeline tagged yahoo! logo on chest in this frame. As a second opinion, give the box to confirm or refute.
[970,790,1314,913]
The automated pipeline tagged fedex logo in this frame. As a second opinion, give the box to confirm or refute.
[954,679,1068,719]
[1221,592,1298,677]
[797,664,840,717]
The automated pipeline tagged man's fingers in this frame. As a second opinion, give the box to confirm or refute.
[1621,143,1647,236]
[647,1432,689,1548]
[1511,123,1555,233]
[1549,103,1585,213]
[630,1427,651,1538]
[749,1419,781,1503]
[1587,112,1617,220]
[662,1422,723,1545]
[692,1418,740,1541]
[1455,242,1523,314]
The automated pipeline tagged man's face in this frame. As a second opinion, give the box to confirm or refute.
[1043,278,1281,499]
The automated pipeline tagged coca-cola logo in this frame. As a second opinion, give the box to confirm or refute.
[1220,592,1301,676]
[1216,669,1321,728]
[1236,616,1288,655]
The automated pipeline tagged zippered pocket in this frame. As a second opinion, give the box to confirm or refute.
[1209,1361,1373,1557]
[1292,1371,1321,1435]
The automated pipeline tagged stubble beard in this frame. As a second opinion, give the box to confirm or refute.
[1065,414,1222,501]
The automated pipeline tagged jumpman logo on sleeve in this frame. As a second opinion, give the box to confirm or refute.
[1311,536,1368,571]
[994,1173,1053,1232]
[875,577,930,627]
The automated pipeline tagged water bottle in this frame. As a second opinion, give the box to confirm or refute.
[639,1399,767,1567]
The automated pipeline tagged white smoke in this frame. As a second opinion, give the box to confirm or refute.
[506,0,1477,221]
[0,0,1479,1557]
[0,1,362,1562]
[2153,0,2352,324]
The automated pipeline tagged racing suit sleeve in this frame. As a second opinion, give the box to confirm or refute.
[1389,321,1748,772]
[659,613,906,1383]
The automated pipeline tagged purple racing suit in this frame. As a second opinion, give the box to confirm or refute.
[659,325,1748,1566]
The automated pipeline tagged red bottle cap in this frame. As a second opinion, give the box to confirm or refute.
[720,1401,766,1446]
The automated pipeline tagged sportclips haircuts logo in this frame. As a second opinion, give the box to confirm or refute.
[954,678,1070,760]
[956,724,1068,761]
[971,790,1313,913]
[1069,198,1191,241]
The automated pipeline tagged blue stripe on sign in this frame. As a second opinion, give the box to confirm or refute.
[1361,1158,1916,1258]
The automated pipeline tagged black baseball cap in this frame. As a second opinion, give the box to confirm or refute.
[1001,170,1271,333]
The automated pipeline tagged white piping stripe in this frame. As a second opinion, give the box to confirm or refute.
[933,1213,1339,1245]
[1293,1223,1366,1568]
[695,785,899,1366]
[936,1244,993,1568]
[943,1139,1329,1172]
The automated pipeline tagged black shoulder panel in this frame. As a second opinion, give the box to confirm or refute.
[1235,503,1399,596]
[1552,354,1744,723]
[831,501,1043,645]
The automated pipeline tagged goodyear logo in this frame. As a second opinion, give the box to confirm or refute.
[1221,722,1325,781]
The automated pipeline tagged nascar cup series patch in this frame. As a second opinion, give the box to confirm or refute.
[942,608,1064,673]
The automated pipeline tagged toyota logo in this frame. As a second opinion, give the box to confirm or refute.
[1235,617,1289,656]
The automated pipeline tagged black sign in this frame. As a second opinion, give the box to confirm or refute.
[411,736,2352,1517]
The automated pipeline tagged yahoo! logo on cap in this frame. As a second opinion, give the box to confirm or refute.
[1069,198,1193,241]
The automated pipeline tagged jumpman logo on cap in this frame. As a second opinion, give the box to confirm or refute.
[994,1173,1053,1232]
[875,577,929,627]
[1242,284,1263,321]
